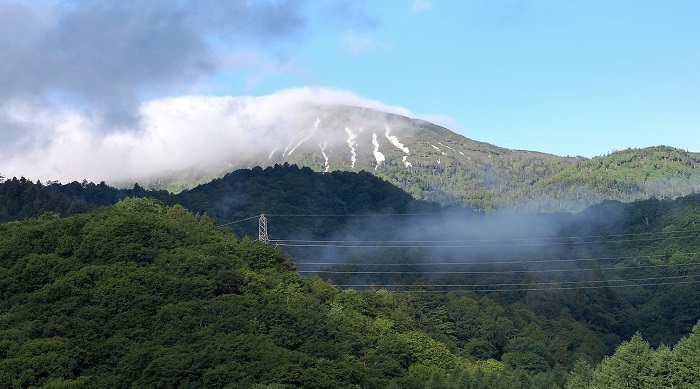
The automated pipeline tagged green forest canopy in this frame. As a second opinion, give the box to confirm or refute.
[1,197,700,387]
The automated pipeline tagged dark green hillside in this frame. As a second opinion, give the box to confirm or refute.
[2,173,700,386]
[0,176,168,222]
[296,192,700,349]
[169,163,445,239]
[556,194,700,346]
[0,164,441,232]
[0,198,596,388]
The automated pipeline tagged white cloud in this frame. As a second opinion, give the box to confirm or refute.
[339,30,392,55]
[412,0,433,12]
[0,88,422,184]
[340,30,377,54]
[417,113,465,134]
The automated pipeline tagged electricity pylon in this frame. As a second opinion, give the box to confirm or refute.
[258,214,269,244]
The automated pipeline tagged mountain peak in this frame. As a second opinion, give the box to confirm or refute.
[135,105,700,212]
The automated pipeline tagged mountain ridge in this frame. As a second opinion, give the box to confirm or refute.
[131,105,699,212]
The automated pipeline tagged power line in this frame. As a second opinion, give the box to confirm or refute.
[220,213,700,245]
[334,275,696,288]
[261,213,700,241]
[273,234,700,248]
[335,279,700,293]
[270,229,700,248]
[219,214,261,226]
[270,229,700,243]
[222,213,700,239]
[296,262,700,274]
[297,266,668,274]
[216,212,451,226]
[292,252,700,266]
[265,212,476,217]
[216,214,700,292]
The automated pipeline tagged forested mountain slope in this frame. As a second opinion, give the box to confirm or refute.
[167,166,700,350]
[131,105,700,212]
[2,198,700,388]
[3,166,700,340]
[535,146,700,210]
[0,164,445,235]
[169,164,446,239]
[6,106,696,213]
[2,168,700,386]
[0,176,168,222]
[0,198,590,387]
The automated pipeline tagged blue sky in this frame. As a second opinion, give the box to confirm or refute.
[1,0,699,182]
[223,1,699,157]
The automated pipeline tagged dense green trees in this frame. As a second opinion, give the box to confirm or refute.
[0,176,168,223]
[170,164,438,239]
[388,145,700,212]
[7,198,698,387]
[0,198,562,388]
[566,323,700,388]
[2,165,700,387]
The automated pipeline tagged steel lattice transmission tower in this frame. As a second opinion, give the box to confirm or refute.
[258,214,269,244]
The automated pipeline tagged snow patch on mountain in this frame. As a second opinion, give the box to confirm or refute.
[320,141,329,173]
[372,133,385,170]
[268,147,280,160]
[345,127,357,169]
[437,142,457,153]
[287,117,321,156]
[402,155,412,168]
[384,125,409,154]
[429,143,446,154]
[436,141,464,155]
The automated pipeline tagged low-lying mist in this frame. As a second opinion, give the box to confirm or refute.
[261,206,622,291]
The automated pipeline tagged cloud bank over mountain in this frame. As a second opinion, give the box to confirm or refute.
[0,88,420,183]
[4,0,692,178]
[0,1,435,183]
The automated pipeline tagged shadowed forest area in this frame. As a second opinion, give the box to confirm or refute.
[1,166,700,387]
